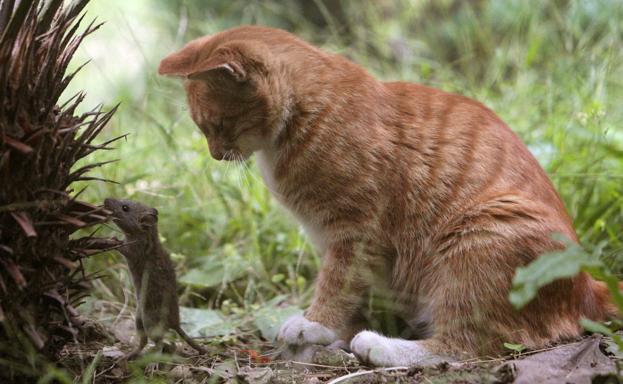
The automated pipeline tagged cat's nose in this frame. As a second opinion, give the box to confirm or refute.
[210,147,224,160]
[208,140,225,160]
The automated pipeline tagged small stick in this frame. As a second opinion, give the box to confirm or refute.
[327,366,409,384]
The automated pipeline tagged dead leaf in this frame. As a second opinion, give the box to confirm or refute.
[499,336,616,384]
[53,256,76,269]
[0,258,26,288]
[240,349,272,364]
[238,366,273,384]
[10,211,37,237]
[4,136,34,154]
[101,346,125,358]
[57,214,87,227]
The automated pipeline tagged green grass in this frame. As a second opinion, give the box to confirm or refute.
[68,0,623,367]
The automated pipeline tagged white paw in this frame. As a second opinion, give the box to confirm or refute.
[350,331,444,367]
[277,314,338,346]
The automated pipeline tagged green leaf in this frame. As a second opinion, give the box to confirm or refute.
[254,305,303,342]
[179,251,249,288]
[271,274,285,283]
[81,351,102,384]
[580,318,614,336]
[179,307,237,338]
[503,342,526,353]
[509,239,603,309]
[581,318,623,358]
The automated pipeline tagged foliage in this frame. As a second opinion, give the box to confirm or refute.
[510,236,605,309]
[511,236,623,351]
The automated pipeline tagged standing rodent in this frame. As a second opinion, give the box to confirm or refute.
[104,198,206,358]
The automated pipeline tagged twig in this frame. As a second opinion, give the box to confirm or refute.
[289,360,353,370]
[327,366,409,384]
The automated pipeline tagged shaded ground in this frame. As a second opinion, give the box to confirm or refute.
[58,316,623,383]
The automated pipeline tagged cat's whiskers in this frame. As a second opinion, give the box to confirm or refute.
[222,150,235,185]
[228,150,246,190]
[237,154,261,192]
[232,152,252,191]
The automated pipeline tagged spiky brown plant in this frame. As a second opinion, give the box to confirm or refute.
[0,0,118,379]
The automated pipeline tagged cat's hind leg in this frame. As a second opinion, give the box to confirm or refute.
[406,197,587,363]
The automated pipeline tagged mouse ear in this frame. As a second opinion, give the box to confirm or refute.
[140,212,158,229]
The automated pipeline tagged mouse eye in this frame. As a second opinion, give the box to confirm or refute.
[122,205,129,212]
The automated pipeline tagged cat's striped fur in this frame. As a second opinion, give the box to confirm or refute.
[159,26,616,365]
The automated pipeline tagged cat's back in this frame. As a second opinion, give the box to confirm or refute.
[382,80,574,238]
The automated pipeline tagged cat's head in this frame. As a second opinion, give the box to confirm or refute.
[158,29,289,161]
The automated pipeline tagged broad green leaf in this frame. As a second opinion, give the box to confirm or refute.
[180,307,237,338]
[510,241,603,309]
[179,250,249,288]
[254,305,303,342]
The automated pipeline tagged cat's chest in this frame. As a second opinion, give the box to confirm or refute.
[255,151,281,201]
[255,150,329,252]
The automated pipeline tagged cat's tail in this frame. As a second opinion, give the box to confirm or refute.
[591,278,623,319]
[174,326,207,354]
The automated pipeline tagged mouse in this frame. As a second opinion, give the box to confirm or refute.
[103,198,207,358]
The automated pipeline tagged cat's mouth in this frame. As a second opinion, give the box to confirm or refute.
[218,149,251,162]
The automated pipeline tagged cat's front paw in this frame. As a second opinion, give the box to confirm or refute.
[350,331,446,367]
[277,314,338,346]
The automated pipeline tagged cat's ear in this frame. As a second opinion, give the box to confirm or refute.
[158,40,202,78]
[186,48,247,82]
[159,40,263,83]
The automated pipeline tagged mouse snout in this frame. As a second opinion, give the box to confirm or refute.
[103,198,116,211]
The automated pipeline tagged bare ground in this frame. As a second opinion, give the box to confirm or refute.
[58,317,622,384]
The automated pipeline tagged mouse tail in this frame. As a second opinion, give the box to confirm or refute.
[174,326,207,354]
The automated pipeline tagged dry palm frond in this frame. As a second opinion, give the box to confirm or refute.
[0,0,117,380]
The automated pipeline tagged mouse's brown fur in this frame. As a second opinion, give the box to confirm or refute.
[104,198,206,358]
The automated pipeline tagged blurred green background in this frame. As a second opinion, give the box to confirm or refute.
[68,0,623,337]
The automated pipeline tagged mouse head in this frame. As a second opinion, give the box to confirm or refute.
[104,198,159,236]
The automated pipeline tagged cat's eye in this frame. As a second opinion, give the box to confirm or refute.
[122,205,129,212]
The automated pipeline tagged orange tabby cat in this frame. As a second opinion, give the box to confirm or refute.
[158,26,616,366]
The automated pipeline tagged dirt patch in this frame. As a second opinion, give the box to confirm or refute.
[57,321,621,384]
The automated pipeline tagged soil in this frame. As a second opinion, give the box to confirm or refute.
[58,321,623,383]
